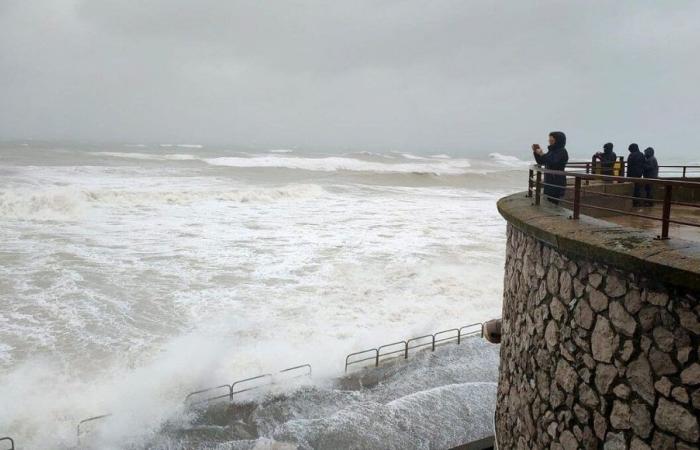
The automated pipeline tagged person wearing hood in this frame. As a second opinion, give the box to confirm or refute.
[532,131,569,203]
[594,142,617,176]
[627,143,646,206]
[643,147,659,206]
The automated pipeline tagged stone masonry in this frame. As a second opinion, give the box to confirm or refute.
[495,224,700,449]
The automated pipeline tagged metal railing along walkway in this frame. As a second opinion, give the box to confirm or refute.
[344,322,484,373]
[65,318,498,446]
[185,363,312,405]
[528,164,700,239]
[0,437,14,450]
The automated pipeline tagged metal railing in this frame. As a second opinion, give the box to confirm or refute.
[185,363,312,405]
[77,414,113,444]
[566,158,700,179]
[0,437,14,450]
[344,322,484,372]
[72,318,497,441]
[528,164,700,239]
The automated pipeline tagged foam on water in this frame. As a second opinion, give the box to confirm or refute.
[0,145,519,449]
[203,155,473,175]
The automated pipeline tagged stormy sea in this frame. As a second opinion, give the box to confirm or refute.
[0,143,523,449]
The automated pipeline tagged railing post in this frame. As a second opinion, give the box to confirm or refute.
[431,335,436,351]
[573,177,581,219]
[534,170,542,206]
[457,329,461,345]
[660,185,672,239]
[683,166,687,178]
[527,169,533,197]
[375,351,380,367]
[404,342,408,359]
[619,156,625,178]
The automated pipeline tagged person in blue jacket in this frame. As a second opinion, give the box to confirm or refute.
[532,131,569,204]
[643,147,659,206]
[627,143,646,206]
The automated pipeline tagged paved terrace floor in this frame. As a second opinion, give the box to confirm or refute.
[604,203,700,243]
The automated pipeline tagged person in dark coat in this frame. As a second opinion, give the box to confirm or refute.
[643,147,659,206]
[627,143,646,206]
[594,142,617,176]
[532,131,569,204]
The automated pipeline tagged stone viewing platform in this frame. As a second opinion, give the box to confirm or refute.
[494,193,700,449]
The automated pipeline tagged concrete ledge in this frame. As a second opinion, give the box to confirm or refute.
[497,192,700,291]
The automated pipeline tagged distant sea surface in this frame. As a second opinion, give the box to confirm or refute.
[0,142,525,448]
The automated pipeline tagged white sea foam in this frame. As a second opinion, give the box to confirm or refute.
[0,147,516,449]
[89,152,198,161]
[488,152,529,167]
[176,144,204,149]
[204,155,472,175]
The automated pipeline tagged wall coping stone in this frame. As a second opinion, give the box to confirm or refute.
[497,192,700,292]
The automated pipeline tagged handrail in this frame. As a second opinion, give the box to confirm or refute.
[0,437,14,450]
[344,320,497,373]
[528,164,700,239]
[231,373,273,395]
[77,413,113,443]
[433,328,460,348]
[345,348,378,373]
[185,363,313,406]
[405,334,433,356]
[377,341,407,366]
[279,363,312,377]
[185,384,233,403]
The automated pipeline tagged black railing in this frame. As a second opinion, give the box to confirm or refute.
[0,437,14,450]
[77,414,113,444]
[528,165,700,239]
[344,322,484,372]
[185,363,312,405]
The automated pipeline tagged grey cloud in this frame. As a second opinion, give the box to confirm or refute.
[1,0,698,157]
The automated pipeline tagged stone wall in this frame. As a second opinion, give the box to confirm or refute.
[495,224,700,450]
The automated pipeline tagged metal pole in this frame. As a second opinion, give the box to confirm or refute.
[619,156,625,178]
[534,170,542,206]
[683,166,687,178]
[660,185,672,239]
[527,169,533,197]
[573,177,582,219]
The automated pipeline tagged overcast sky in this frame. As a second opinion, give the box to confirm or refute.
[1,1,698,156]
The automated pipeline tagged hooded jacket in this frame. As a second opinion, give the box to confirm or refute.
[643,147,659,178]
[534,131,569,199]
[627,143,645,178]
[599,143,617,175]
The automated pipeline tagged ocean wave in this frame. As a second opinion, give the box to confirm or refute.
[175,144,204,149]
[0,184,325,219]
[488,152,529,167]
[0,188,85,220]
[204,155,472,175]
[89,152,198,161]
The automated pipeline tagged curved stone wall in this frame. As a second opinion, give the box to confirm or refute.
[496,223,700,449]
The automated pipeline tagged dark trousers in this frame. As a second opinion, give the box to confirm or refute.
[632,181,644,206]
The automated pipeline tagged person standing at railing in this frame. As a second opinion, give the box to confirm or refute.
[643,147,659,206]
[627,143,646,206]
[594,142,617,177]
[532,131,569,204]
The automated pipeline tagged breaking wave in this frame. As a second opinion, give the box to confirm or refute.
[204,155,472,175]
[90,152,198,161]
[0,184,325,219]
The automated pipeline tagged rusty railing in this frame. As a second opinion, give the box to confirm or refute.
[528,164,700,239]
